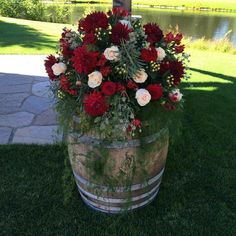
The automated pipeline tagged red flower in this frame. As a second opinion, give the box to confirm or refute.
[132,119,142,128]
[140,47,157,62]
[71,46,100,74]
[101,81,117,96]
[83,33,97,45]
[164,32,174,43]
[60,75,77,96]
[175,45,185,53]
[127,80,138,90]
[44,55,57,81]
[174,33,183,45]
[117,83,126,92]
[108,7,129,17]
[100,66,112,77]
[111,22,132,45]
[146,84,163,100]
[143,23,163,45]
[170,61,184,81]
[78,12,108,33]
[61,41,73,59]
[97,54,107,67]
[160,61,184,84]
[83,91,108,117]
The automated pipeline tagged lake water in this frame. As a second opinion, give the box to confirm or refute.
[65,5,236,45]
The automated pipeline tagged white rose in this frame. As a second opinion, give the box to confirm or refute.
[132,69,148,83]
[156,47,166,62]
[169,88,183,102]
[51,62,67,76]
[135,89,151,106]
[119,19,132,29]
[104,46,119,61]
[88,71,103,88]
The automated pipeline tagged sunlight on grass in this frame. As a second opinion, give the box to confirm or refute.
[184,86,218,91]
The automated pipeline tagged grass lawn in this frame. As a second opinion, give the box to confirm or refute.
[0,49,236,235]
[0,17,75,54]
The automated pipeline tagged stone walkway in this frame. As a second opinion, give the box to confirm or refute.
[0,55,62,144]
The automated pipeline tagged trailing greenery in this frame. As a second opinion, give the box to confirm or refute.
[0,48,236,233]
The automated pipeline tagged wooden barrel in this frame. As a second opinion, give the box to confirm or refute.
[68,126,169,214]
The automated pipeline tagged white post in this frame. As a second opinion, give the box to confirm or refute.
[113,0,132,14]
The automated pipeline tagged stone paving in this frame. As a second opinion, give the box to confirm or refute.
[0,55,62,144]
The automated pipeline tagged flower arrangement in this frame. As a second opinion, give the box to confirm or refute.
[44,7,190,140]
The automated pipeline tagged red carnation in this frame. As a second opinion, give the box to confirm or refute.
[175,45,185,53]
[164,32,174,43]
[44,55,57,81]
[140,47,157,62]
[60,75,77,96]
[111,22,132,45]
[108,7,129,17]
[83,91,108,117]
[146,84,163,101]
[101,81,117,96]
[78,12,108,33]
[174,33,183,45]
[132,119,142,128]
[71,46,100,74]
[127,80,138,90]
[143,23,163,45]
[83,33,97,45]
[160,61,170,74]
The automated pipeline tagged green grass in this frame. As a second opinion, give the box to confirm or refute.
[0,49,236,235]
[0,17,75,54]
[69,0,236,10]
[1,17,236,55]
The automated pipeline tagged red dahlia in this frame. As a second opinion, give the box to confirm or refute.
[83,33,97,45]
[101,81,117,96]
[143,23,163,45]
[78,12,108,33]
[71,46,100,74]
[140,47,157,62]
[83,92,109,117]
[60,75,77,96]
[170,61,184,81]
[111,22,132,45]
[146,84,163,100]
[44,55,57,81]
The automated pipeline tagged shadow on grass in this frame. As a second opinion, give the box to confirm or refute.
[0,20,57,50]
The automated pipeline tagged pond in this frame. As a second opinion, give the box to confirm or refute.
[59,5,236,45]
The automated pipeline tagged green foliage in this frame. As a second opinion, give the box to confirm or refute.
[0,0,71,23]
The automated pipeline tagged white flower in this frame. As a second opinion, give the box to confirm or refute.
[119,19,132,29]
[156,47,166,61]
[103,46,119,61]
[88,71,103,88]
[168,88,183,102]
[51,62,67,76]
[132,69,148,83]
[135,89,151,106]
